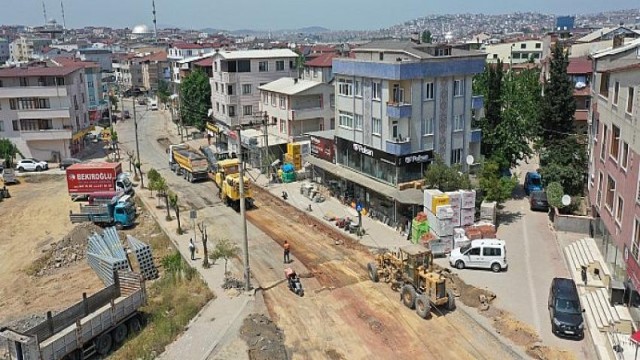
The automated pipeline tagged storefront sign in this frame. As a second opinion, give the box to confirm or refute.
[336,137,433,167]
[401,152,432,165]
[310,135,335,162]
[205,121,219,134]
[352,143,374,157]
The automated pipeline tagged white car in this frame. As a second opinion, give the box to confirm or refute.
[16,158,49,172]
[449,239,507,272]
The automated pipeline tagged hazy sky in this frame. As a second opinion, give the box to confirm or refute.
[1,0,638,31]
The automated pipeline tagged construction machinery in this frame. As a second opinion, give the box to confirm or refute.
[367,244,455,319]
[213,158,254,211]
[169,144,209,182]
[0,270,146,360]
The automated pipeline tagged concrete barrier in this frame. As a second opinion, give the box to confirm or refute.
[552,207,593,234]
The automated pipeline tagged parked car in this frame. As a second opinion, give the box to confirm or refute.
[530,191,549,212]
[548,277,585,338]
[149,101,158,111]
[60,158,82,170]
[16,158,48,172]
[123,110,131,119]
[138,98,147,105]
[524,171,543,195]
[448,239,508,272]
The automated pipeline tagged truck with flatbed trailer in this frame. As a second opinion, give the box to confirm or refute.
[66,162,133,200]
[69,198,136,229]
[0,270,146,360]
[168,144,209,183]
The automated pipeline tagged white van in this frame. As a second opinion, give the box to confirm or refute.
[449,239,507,272]
[150,101,158,111]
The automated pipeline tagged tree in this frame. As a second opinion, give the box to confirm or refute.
[126,150,137,178]
[153,176,170,219]
[210,238,240,275]
[0,139,19,168]
[294,49,305,78]
[147,168,161,196]
[180,68,211,130]
[424,155,471,192]
[109,94,119,112]
[475,61,504,157]
[546,182,565,209]
[197,222,209,268]
[157,80,171,105]
[538,42,576,143]
[421,30,432,44]
[168,191,183,235]
[538,136,587,196]
[478,160,517,205]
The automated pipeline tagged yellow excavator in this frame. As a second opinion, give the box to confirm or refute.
[213,158,254,211]
[368,244,455,318]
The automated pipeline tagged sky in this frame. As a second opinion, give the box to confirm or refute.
[1,0,638,31]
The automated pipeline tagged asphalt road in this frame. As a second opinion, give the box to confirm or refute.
[436,160,597,359]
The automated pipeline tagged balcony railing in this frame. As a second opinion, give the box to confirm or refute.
[385,138,412,156]
[18,108,71,120]
[20,128,73,141]
[472,95,484,110]
[470,128,482,143]
[0,86,67,99]
[289,107,324,120]
[386,102,412,118]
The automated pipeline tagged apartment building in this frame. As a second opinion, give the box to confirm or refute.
[8,36,51,63]
[0,38,9,64]
[301,52,336,83]
[567,56,593,135]
[139,51,170,94]
[52,57,104,119]
[78,48,113,72]
[167,43,213,89]
[483,39,545,64]
[0,62,91,160]
[112,53,142,91]
[306,40,485,224]
[588,39,640,312]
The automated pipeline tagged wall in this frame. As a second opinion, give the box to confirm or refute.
[552,207,593,234]
[333,57,484,81]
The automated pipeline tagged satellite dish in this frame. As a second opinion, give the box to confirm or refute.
[466,155,475,166]
[561,195,571,206]
[207,108,213,117]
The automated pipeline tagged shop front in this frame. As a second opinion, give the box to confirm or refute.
[70,125,95,155]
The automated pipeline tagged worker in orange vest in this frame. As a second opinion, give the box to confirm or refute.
[283,240,291,264]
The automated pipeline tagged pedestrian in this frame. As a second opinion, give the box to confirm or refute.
[189,238,196,260]
[283,240,291,264]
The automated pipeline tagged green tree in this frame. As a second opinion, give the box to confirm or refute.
[0,139,19,168]
[538,42,575,143]
[475,61,504,157]
[294,49,305,78]
[538,136,587,196]
[168,191,182,235]
[478,160,517,205]
[180,68,211,130]
[424,155,471,192]
[157,80,171,105]
[209,238,240,274]
[147,168,161,196]
[546,182,565,209]
[421,30,432,43]
[109,94,119,112]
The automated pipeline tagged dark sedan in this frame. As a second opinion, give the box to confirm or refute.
[530,190,549,212]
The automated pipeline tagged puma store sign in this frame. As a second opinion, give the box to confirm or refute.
[352,143,374,157]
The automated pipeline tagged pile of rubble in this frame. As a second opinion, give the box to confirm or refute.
[240,313,287,360]
[32,223,102,277]
[221,276,244,290]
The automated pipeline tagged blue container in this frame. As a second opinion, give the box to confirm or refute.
[282,164,295,173]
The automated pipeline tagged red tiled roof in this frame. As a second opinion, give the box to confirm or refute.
[305,52,337,67]
[567,57,592,74]
[310,45,336,53]
[138,51,167,62]
[0,64,83,78]
[194,57,213,67]
[172,42,205,50]
[53,57,100,69]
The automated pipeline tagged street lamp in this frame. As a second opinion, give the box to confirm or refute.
[235,124,251,291]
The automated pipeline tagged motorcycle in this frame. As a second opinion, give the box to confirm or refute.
[285,268,304,297]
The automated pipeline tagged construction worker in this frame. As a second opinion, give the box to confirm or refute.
[189,238,196,261]
[283,240,291,264]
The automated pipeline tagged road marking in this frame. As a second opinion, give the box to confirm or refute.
[522,216,542,333]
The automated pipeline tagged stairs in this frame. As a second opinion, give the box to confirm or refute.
[563,237,611,288]
[581,287,633,335]
[8,137,32,159]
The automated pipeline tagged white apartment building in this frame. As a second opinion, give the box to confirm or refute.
[167,43,213,89]
[210,48,299,129]
[8,37,51,63]
[0,63,91,160]
[483,39,545,64]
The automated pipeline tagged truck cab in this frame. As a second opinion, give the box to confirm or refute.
[112,202,136,228]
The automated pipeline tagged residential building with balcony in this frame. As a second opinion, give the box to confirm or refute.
[301,52,336,83]
[78,48,113,72]
[304,40,485,225]
[483,39,546,64]
[52,57,104,121]
[138,51,170,95]
[567,56,592,135]
[588,39,640,318]
[8,36,51,63]
[0,62,92,160]
[0,38,9,64]
[167,43,213,90]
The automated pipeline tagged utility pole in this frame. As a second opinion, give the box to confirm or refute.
[236,125,250,291]
[133,97,144,188]
[262,112,270,182]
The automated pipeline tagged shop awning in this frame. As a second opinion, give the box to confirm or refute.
[205,122,219,133]
[72,125,95,142]
[304,155,424,205]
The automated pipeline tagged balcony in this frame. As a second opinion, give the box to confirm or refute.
[18,109,71,120]
[386,102,412,118]
[472,95,484,110]
[289,107,325,121]
[470,128,482,143]
[0,86,67,98]
[575,109,589,122]
[385,138,412,156]
[21,128,72,141]
[221,72,236,83]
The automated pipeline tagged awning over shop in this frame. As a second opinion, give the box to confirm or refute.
[304,155,424,205]
[72,125,95,142]
[205,121,220,134]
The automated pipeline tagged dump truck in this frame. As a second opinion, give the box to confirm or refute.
[213,158,253,211]
[69,198,136,229]
[169,144,209,182]
[200,145,230,172]
[0,271,146,360]
[66,162,133,199]
[368,244,455,319]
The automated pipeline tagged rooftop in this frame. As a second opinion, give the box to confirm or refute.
[258,77,323,95]
[592,38,640,59]
[172,42,208,50]
[214,48,298,60]
[354,40,485,60]
[305,52,337,67]
[137,51,167,63]
[0,63,82,78]
[567,57,592,74]
[194,57,213,67]
[52,57,100,69]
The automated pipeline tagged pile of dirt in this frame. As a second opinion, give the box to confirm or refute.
[435,266,497,308]
[240,313,287,360]
[28,223,103,277]
[22,174,65,183]
[527,344,577,360]
[221,276,244,290]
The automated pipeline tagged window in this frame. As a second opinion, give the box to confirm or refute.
[271,93,277,106]
[392,120,398,138]
[258,61,268,72]
[372,82,381,100]
[289,60,294,69]
[242,84,252,95]
[453,80,464,97]
[215,82,219,92]
[372,117,382,135]
[467,247,481,256]
[214,61,218,72]
[338,79,353,96]
[338,111,353,128]
[454,114,464,131]
[616,196,624,224]
[279,95,285,109]
[596,172,604,207]
[330,94,335,108]
[613,81,620,104]
[392,85,405,103]
[354,80,361,97]
[262,93,268,105]
[9,99,16,110]
[600,124,608,161]
[424,81,434,100]
[243,105,252,116]
[621,142,629,169]
[19,77,27,86]
[611,125,620,161]
[599,73,610,97]
[483,247,501,256]
[535,43,541,49]
[423,116,434,135]
[354,114,363,130]
[451,148,462,164]
[87,80,94,88]
[379,52,384,61]
[216,102,220,112]
[628,87,635,114]
[227,85,234,95]
[275,60,285,71]
[12,120,18,131]
[228,105,235,117]
[605,175,616,211]
[633,219,640,260]
[313,68,318,78]
[0,120,4,132]
[279,119,286,133]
